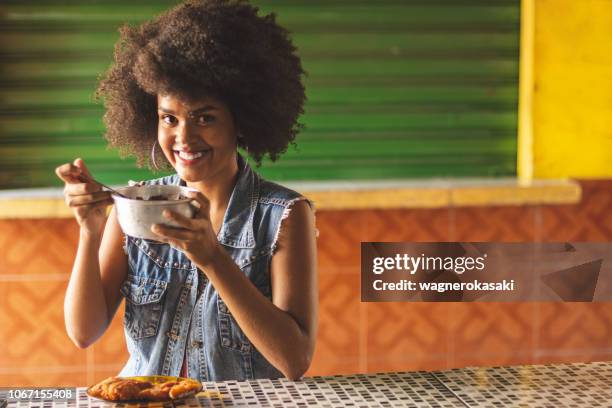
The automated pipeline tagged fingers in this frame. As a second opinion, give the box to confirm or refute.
[64,181,101,196]
[57,159,103,208]
[162,209,193,228]
[72,198,113,219]
[187,191,210,219]
[55,159,92,184]
[55,162,82,184]
[151,209,211,246]
[151,224,199,241]
[73,157,92,179]
[151,209,203,239]
[66,190,112,207]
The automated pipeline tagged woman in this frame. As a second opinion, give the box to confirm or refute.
[55,0,317,382]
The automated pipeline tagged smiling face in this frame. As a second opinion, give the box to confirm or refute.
[157,94,238,185]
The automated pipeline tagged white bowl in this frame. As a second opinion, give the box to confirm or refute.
[112,185,197,241]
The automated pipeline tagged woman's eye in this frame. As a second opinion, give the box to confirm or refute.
[197,114,215,125]
[160,114,177,125]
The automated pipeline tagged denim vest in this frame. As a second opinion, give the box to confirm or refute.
[118,155,308,381]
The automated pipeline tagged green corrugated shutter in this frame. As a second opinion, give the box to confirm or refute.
[0,0,519,189]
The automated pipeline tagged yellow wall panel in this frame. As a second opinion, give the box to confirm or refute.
[533,0,612,178]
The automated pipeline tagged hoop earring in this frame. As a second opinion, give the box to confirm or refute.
[151,140,160,171]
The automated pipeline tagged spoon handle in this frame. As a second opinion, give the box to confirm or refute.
[77,174,129,198]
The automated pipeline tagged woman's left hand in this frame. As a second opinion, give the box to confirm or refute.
[151,191,221,267]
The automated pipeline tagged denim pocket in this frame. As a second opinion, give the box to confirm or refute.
[121,275,167,340]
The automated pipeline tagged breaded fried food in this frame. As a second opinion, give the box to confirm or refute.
[168,378,202,399]
[138,381,178,401]
[87,376,121,400]
[88,376,152,401]
[88,376,202,402]
[108,379,152,401]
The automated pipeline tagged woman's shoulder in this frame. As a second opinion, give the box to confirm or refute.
[257,178,312,210]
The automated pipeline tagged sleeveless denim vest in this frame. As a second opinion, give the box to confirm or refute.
[118,155,308,381]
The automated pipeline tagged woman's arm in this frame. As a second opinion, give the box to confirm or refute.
[64,206,128,348]
[154,197,317,380]
[57,159,127,348]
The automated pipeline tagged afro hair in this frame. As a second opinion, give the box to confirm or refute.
[96,0,306,170]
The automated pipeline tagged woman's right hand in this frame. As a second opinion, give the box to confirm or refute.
[55,158,113,234]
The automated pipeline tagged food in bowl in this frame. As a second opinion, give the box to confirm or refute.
[87,375,202,402]
[133,194,188,201]
[112,185,197,241]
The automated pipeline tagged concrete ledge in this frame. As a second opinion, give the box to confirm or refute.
[297,178,581,210]
[0,178,582,219]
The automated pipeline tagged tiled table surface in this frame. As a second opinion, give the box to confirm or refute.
[6,361,612,407]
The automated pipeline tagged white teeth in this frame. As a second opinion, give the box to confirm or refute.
[177,151,205,160]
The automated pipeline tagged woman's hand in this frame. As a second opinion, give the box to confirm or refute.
[55,158,113,235]
[150,191,221,267]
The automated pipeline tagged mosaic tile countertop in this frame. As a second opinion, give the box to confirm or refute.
[3,361,612,407]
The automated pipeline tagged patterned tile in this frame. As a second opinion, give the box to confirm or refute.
[10,362,611,407]
[0,371,86,387]
[365,302,453,373]
[0,280,88,370]
[540,183,612,241]
[316,211,364,270]
[433,362,612,408]
[306,353,361,377]
[361,209,451,242]
[365,357,451,374]
[534,302,612,363]
[309,271,361,375]
[452,206,539,242]
[449,303,537,368]
[0,219,77,276]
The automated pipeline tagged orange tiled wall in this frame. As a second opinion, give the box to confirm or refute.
[1,180,611,386]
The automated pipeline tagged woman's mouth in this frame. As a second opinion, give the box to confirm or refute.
[174,149,210,166]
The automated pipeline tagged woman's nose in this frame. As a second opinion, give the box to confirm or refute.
[175,123,194,143]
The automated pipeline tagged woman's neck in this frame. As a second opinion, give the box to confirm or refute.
[186,155,240,228]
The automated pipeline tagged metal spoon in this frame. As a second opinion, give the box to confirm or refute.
[77,174,129,198]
